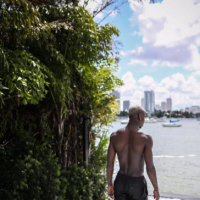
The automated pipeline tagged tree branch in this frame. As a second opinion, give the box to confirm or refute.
[0,137,16,149]
[3,95,18,101]
[94,0,155,23]
[98,0,128,23]
[92,0,115,18]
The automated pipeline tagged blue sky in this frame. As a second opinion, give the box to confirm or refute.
[98,3,191,81]
[81,0,200,110]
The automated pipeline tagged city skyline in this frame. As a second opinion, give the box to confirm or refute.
[112,90,200,113]
[93,0,200,110]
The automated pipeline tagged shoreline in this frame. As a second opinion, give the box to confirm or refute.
[149,191,200,199]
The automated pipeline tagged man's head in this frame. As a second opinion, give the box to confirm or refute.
[129,105,146,128]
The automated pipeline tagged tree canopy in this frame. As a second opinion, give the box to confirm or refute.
[0,0,123,199]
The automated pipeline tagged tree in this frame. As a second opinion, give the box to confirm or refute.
[0,0,123,198]
[119,110,128,116]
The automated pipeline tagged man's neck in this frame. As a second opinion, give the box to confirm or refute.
[127,120,140,131]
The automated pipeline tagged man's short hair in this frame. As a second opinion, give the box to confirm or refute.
[129,105,146,117]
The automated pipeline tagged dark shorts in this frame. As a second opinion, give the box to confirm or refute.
[114,172,148,200]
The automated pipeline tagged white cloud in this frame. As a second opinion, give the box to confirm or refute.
[95,12,104,19]
[119,72,200,110]
[79,0,102,11]
[194,0,200,4]
[119,51,127,56]
[128,0,200,71]
[79,0,118,20]
[109,10,118,17]
[79,0,104,19]
[192,69,200,76]
[128,59,147,66]
[119,71,137,98]
[132,31,141,36]
[138,75,157,90]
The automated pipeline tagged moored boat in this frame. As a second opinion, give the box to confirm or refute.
[162,123,182,127]
[157,118,166,122]
[145,118,157,123]
[170,119,179,123]
[120,120,129,124]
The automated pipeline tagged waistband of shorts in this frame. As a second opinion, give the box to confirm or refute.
[117,171,145,181]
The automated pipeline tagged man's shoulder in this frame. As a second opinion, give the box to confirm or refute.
[110,127,125,137]
[138,131,152,140]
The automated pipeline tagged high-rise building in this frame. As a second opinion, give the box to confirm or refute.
[166,98,172,111]
[144,90,155,112]
[150,90,155,112]
[123,100,130,111]
[141,98,145,108]
[161,102,167,111]
[144,91,150,112]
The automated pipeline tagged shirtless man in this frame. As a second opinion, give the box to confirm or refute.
[107,105,159,200]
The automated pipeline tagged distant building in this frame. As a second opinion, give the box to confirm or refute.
[189,106,200,114]
[141,98,145,108]
[123,100,130,111]
[166,98,172,111]
[185,107,190,112]
[144,90,155,112]
[150,91,155,112]
[144,91,150,111]
[161,102,167,111]
[155,104,161,111]
[112,91,120,113]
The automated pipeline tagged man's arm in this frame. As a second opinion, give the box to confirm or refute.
[107,133,116,199]
[144,134,160,200]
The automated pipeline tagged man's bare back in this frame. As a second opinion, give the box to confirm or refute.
[107,105,159,200]
[111,127,150,177]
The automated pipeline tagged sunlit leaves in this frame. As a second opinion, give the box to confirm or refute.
[0,48,49,105]
[0,0,123,198]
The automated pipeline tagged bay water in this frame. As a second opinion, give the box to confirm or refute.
[107,119,200,196]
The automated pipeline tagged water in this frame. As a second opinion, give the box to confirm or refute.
[148,197,180,200]
[107,119,200,197]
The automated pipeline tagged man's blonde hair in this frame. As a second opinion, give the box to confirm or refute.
[129,105,146,117]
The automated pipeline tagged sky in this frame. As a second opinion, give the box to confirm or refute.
[81,0,200,110]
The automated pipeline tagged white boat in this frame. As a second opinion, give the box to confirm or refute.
[120,120,129,124]
[157,118,166,122]
[162,123,182,127]
[145,118,157,123]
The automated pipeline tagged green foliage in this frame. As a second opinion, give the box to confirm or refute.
[0,116,67,200]
[0,117,110,199]
[90,129,109,168]
[154,110,164,118]
[65,130,109,200]
[0,0,123,199]
[0,78,8,104]
[0,48,49,105]
[153,110,196,118]
[196,113,200,118]
[119,110,129,117]
[65,164,107,200]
